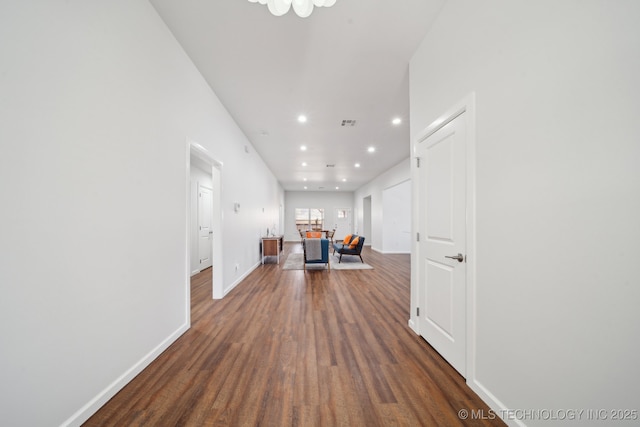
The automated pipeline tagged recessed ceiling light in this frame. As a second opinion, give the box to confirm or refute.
[304,186,307,190]
[392,117,402,125]
[354,163,361,168]
[301,162,307,166]
[335,186,339,190]
[298,115,307,123]
[300,145,307,151]
[342,178,347,182]
[303,178,307,181]
[368,147,376,153]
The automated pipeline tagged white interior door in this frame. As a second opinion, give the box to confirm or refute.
[417,112,467,377]
[198,185,213,270]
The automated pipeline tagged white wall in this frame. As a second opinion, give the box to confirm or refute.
[354,159,411,252]
[410,1,640,424]
[284,191,354,241]
[0,1,282,426]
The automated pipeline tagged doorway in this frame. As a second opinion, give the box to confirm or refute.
[362,196,372,245]
[188,140,224,304]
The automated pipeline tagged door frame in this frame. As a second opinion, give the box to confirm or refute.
[410,93,477,381]
[187,139,224,313]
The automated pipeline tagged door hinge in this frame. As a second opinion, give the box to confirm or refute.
[416,157,421,168]
[416,307,420,316]
[416,232,420,242]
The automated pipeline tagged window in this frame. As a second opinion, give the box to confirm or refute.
[295,208,324,231]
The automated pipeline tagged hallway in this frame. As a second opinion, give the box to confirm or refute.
[85,244,502,426]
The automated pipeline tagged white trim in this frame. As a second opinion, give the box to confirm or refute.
[416,106,466,144]
[190,140,223,169]
[60,324,189,427]
[185,141,193,326]
[463,92,478,388]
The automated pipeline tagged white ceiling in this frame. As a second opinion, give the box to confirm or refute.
[150,0,445,191]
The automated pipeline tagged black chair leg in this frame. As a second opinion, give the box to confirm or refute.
[359,254,364,263]
[339,253,343,263]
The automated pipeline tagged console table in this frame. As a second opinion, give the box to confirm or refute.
[261,235,283,264]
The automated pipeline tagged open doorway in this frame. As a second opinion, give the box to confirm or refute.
[188,140,223,307]
[362,195,372,246]
[190,155,213,273]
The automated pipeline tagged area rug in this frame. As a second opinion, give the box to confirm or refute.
[282,253,373,270]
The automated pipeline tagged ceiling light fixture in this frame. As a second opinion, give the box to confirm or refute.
[300,145,307,151]
[368,146,376,153]
[248,0,337,18]
[301,162,307,166]
[392,117,402,125]
[297,115,307,123]
[354,163,361,168]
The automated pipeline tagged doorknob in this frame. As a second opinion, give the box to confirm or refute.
[445,253,464,263]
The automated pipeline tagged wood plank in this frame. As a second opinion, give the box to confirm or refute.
[84,243,504,426]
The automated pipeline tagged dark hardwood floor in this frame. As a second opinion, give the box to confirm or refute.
[84,243,504,426]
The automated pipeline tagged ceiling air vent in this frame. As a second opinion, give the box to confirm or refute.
[341,119,356,127]
[326,164,335,168]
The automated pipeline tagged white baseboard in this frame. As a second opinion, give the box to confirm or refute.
[408,318,417,333]
[61,323,190,427]
[468,377,522,427]
[223,260,261,297]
